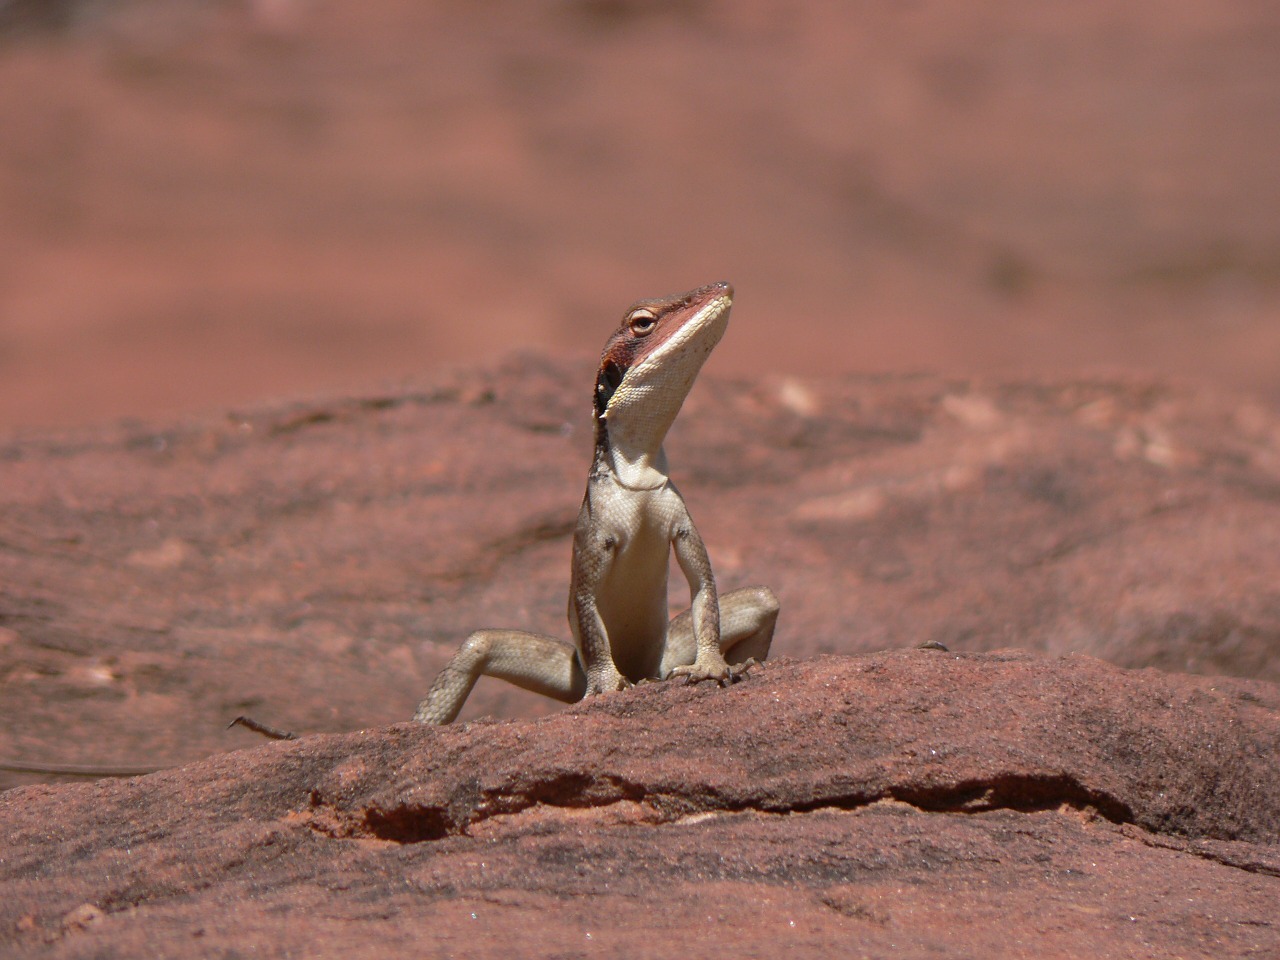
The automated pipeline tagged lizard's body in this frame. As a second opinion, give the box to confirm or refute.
[414,281,778,723]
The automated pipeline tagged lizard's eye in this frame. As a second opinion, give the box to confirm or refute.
[628,310,657,336]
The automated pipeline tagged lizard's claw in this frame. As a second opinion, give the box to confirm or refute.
[669,653,752,687]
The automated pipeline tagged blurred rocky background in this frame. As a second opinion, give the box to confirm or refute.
[2,0,1278,431]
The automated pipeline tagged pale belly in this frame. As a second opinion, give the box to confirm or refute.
[594,526,671,681]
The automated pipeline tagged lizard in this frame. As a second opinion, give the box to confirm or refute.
[412,280,779,724]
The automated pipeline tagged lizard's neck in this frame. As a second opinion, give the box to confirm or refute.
[595,439,670,490]
[593,415,672,490]
[586,280,733,493]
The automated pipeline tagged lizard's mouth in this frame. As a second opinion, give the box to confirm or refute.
[596,359,625,413]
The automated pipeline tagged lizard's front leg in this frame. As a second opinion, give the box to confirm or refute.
[666,520,738,685]
[570,532,631,696]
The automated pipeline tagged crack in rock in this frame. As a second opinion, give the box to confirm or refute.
[301,770,1137,844]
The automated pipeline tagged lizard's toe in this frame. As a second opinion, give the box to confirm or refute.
[670,660,732,686]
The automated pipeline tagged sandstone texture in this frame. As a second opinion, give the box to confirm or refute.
[3,653,1279,958]
[2,362,1280,957]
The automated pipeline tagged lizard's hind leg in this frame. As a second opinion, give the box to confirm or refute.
[414,630,587,725]
[661,585,779,679]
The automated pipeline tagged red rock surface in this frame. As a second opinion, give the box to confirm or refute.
[2,362,1280,956]
[3,653,1279,958]
[5,360,1280,780]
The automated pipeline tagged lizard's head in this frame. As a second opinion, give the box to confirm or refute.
[593,281,733,436]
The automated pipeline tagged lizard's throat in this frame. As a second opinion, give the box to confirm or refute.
[595,415,674,489]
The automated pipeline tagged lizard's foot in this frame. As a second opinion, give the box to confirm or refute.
[669,652,750,687]
[584,665,632,697]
